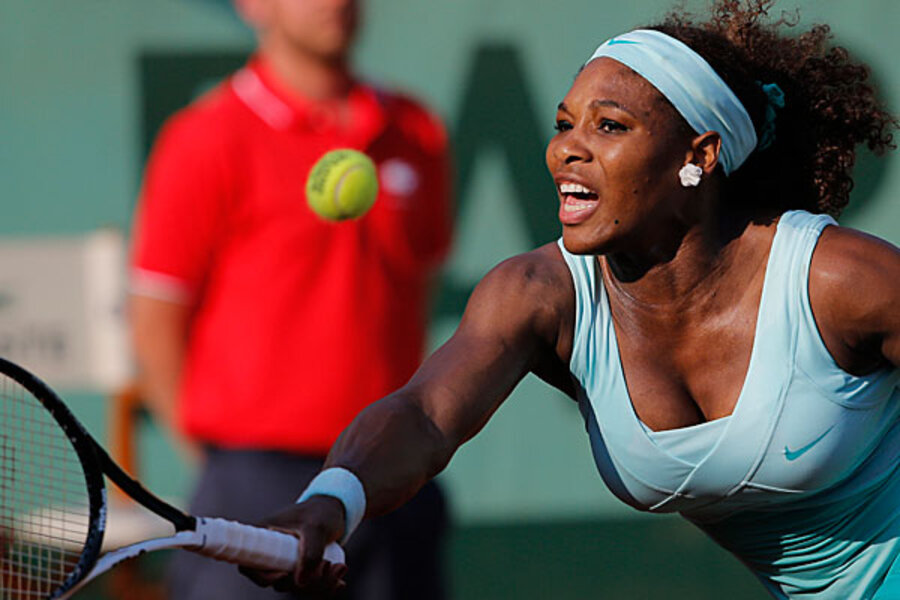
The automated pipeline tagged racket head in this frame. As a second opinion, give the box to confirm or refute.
[0,357,106,599]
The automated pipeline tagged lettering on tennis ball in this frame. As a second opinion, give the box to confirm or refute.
[306,149,379,221]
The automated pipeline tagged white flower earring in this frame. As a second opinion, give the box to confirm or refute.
[678,163,703,187]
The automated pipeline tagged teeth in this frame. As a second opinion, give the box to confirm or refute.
[559,182,594,195]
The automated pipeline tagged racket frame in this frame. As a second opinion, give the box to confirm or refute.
[1,358,344,600]
[0,358,107,596]
[0,357,193,598]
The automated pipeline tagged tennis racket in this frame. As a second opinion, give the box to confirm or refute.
[0,357,344,599]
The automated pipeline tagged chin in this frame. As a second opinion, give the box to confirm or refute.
[561,220,625,256]
[316,40,353,61]
[561,229,608,256]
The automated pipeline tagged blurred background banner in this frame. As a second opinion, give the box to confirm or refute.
[0,230,129,391]
[1,0,898,598]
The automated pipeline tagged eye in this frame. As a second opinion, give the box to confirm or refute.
[553,119,573,133]
[599,118,627,133]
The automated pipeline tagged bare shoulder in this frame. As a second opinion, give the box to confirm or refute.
[455,243,576,392]
[809,225,900,371]
[468,243,572,319]
[461,243,575,356]
[810,225,900,300]
[487,243,571,290]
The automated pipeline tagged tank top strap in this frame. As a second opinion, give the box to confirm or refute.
[556,239,635,417]
[759,210,836,335]
[779,212,900,405]
[557,238,601,383]
[760,210,837,386]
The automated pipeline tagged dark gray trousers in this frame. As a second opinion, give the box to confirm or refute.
[168,448,448,600]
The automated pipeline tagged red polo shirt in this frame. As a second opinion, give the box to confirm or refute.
[131,58,452,453]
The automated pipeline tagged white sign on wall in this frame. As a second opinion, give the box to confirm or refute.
[0,230,132,391]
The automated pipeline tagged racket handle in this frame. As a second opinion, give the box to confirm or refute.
[193,517,345,571]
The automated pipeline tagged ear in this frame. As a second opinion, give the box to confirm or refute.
[684,131,722,175]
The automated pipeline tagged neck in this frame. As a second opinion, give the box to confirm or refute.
[257,37,353,101]
[603,203,764,316]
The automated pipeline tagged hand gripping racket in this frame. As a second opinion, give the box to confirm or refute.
[0,357,344,599]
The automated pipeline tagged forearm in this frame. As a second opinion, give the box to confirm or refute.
[129,294,192,433]
[324,388,454,518]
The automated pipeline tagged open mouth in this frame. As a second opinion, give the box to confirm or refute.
[559,182,599,211]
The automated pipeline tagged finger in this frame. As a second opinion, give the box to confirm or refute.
[294,555,326,588]
[272,572,303,593]
[293,533,329,586]
[327,563,348,595]
[328,562,347,581]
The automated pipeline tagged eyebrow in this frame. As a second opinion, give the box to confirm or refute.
[557,99,637,118]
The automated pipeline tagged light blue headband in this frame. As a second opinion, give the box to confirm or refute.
[588,29,757,175]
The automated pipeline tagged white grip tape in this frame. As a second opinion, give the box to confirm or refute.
[193,517,345,570]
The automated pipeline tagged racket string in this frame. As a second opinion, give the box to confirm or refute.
[1,373,92,598]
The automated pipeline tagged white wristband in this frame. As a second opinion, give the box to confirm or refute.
[297,467,366,545]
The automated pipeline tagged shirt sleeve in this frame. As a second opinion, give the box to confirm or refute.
[412,111,454,266]
[130,110,230,304]
[368,96,455,275]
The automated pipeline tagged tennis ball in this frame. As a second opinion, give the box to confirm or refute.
[306,149,379,221]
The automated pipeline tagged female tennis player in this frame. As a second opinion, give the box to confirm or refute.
[244,1,900,597]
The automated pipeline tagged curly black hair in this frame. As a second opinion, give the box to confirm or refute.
[649,0,897,218]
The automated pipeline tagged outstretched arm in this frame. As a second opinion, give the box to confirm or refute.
[242,244,574,592]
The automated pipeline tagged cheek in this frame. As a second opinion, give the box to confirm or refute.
[600,148,653,204]
[276,0,312,22]
[608,142,680,201]
[626,131,676,169]
[598,164,670,227]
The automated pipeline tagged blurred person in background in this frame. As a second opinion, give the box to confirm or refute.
[128,0,453,598]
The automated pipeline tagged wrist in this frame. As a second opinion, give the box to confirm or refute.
[297,467,366,545]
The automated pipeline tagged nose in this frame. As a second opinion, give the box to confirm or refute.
[551,134,591,166]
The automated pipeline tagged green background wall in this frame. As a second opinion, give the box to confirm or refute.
[2,0,898,597]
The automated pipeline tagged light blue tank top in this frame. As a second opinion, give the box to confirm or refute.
[560,210,900,599]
